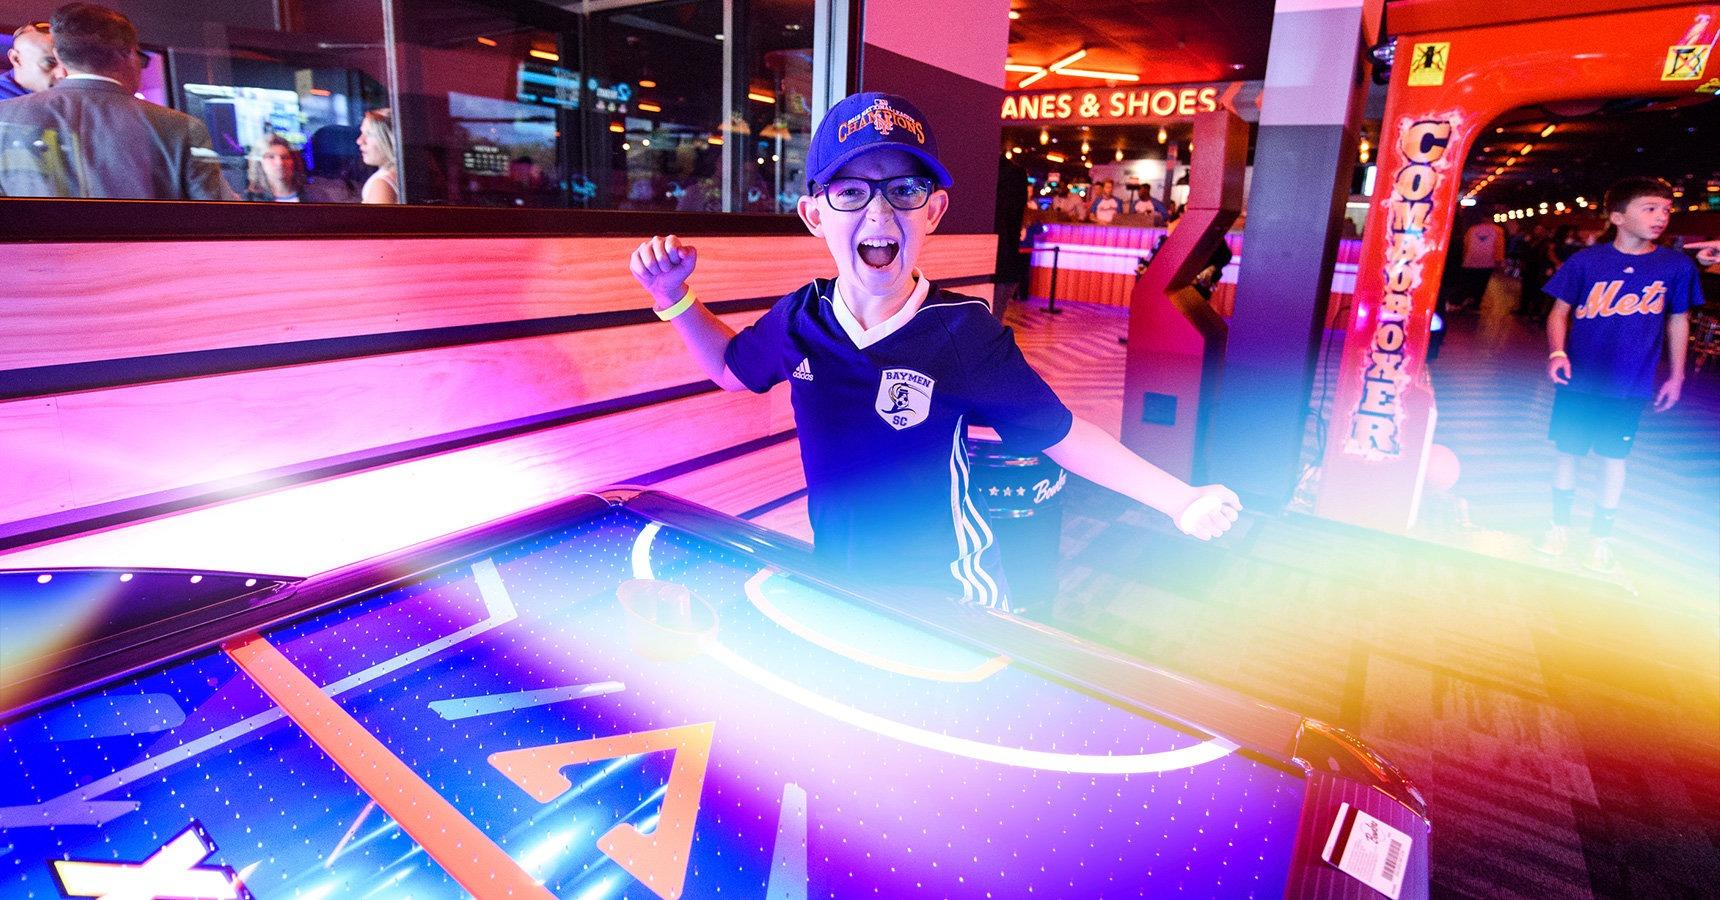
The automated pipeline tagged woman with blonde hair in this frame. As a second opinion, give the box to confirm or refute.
[357,108,399,204]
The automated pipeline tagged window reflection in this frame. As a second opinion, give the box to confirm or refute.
[402,0,814,212]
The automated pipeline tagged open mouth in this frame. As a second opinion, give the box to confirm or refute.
[857,238,900,269]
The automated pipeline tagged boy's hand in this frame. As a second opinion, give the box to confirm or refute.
[1654,377,1683,412]
[1547,355,1571,385]
[1175,485,1242,540]
[1689,239,1720,267]
[630,235,698,309]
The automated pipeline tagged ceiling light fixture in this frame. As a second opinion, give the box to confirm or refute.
[1018,69,1050,88]
[1045,152,1066,163]
[528,49,559,61]
[1055,68,1140,81]
[476,37,497,47]
[1039,127,1050,145]
[1048,49,1088,72]
[1539,124,1555,137]
[1157,126,1167,144]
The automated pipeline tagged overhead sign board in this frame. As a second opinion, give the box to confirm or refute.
[1002,81,1262,126]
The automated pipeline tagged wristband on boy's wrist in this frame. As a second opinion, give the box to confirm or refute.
[655,288,697,321]
[1547,350,1568,360]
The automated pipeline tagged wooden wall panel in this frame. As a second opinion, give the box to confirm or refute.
[6,234,997,371]
[3,227,997,547]
[0,311,772,526]
[653,438,806,516]
[0,389,789,575]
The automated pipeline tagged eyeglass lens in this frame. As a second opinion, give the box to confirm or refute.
[823,177,932,211]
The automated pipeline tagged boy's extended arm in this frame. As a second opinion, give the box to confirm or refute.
[1042,415,1239,540]
[630,235,747,392]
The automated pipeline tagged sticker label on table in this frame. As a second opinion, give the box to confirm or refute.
[1321,801,1411,899]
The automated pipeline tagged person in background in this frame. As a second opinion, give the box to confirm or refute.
[1130,191,1167,225]
[3,22,64,99]
[244,133,305,202]
[1536,177,1705,573]
[0,3,233,199]
[1523,224,1583,321]
[1453,217,1504,313]
[1052,184,1084,222]
[1088,179,1122,225]
[356,107,398,203]
[243,133,357,203]
[1514,223,1553,316]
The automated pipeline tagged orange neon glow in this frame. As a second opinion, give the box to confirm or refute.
[225,634,553,898]
[491,723,715,900]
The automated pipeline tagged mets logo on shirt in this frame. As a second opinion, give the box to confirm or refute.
[876,368,934,430]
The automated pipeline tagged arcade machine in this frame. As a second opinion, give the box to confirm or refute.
[1317,1,1719,530]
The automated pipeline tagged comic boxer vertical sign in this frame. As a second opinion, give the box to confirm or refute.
[1344,115,1457,459]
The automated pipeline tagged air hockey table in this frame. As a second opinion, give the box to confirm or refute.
[0,489,1429,898]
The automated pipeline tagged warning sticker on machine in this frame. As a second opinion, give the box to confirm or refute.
[1322,801,1412,899]
[1663,45,1711,81]
[1406,42,1449,86]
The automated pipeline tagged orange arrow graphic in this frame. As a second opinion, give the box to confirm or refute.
[490,723,715,900]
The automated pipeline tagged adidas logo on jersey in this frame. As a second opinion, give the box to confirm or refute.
[793,358,814,381]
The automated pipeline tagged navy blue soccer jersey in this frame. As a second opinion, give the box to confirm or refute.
[1543,244,1705,399]
[723,276,1073,608]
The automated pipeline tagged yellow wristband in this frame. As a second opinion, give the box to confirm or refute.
[655,288,697,322]
[1548,350,1568,360]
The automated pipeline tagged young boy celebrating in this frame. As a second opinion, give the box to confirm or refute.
[1536,176,1705,573]
[629,92,1238,608]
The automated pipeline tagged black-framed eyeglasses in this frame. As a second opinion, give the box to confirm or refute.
[818,175,935,212]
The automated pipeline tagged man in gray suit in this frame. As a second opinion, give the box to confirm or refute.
[0,3,234,199]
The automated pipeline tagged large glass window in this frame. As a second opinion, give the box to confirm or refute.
[0,0,820,212]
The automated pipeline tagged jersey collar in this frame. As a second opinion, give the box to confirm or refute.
[830,270,931,350]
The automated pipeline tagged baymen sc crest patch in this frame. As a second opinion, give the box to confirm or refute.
[876,368,934,430]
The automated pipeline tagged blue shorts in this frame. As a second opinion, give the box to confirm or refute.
[1548,389,1646,459]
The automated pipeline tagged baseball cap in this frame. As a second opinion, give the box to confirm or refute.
[806,92,953,193]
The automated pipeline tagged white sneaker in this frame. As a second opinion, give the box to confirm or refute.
[1584,537,1618,575]
[1534,525,1569,556]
